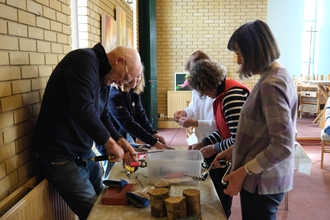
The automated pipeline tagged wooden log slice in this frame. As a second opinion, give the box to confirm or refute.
[183,189,201,219]
[147,188,169,217]
[164,196,187,220]
[154,180,171,190]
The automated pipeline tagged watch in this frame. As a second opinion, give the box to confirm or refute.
[244,165,254,175]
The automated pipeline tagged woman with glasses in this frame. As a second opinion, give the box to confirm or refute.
[109,69,168,149]
[188,59,251,219]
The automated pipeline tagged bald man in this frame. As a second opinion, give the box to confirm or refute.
[32,43,141,219]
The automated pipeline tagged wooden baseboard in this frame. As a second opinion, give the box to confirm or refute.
[296,136,321,141]
[158,120,181,129]
[296,136,321,146]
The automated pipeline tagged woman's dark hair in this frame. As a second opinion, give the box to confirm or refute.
[188,59,226,97]
[185,50,211,72]
[227,20,280,78]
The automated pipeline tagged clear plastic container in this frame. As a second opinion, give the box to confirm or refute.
[146,150,203,186]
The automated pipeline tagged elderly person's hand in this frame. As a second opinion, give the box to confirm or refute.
[104,137,125,162]
[173,110,187,123]
[153,134,166,144]
[223,166,247,196]
[211,146,233,168]
[152,141,169,149]
[200,145,216,158]
[116,138,137,166]
[178,117,197,128]
[188,142,204,150]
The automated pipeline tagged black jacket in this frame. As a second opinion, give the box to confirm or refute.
[32,43,122,160]
[108,86,157,146]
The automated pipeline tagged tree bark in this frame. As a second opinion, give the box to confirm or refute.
[147,188,170,217]
[183,189,202,219]
[164,196,187,220]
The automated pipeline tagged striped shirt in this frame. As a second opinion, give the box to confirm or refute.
[201,87,250,153]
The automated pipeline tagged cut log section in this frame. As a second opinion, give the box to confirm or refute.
[164,196,187,220]
[147,188,170,217]
[183,189,201,219]
[154,180,171,190]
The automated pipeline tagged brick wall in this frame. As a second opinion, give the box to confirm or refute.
[0,0,72,202]
[156,0,267,117]
[0,0,133,203]
[0,0,265,203]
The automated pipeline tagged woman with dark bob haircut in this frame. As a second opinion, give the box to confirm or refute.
[212,20,298,220]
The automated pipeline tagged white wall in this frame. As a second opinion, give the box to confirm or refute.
[267,0,305,79]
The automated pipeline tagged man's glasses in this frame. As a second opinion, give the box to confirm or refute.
[124,60,134,83]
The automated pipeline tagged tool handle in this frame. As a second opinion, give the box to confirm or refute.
[91,155,116,161]
[218,160,230,166]
[129,161,147,168]
[129,162,140,167]
[221,161,232,189]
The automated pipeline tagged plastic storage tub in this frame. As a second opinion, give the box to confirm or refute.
[146,150,203,186]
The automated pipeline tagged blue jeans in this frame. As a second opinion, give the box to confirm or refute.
[36,149,103,220]
[100,159,115,179]
[240,187,285,220]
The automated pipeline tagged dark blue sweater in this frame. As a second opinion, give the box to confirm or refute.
[108,86,158,146]
[32,43,122,160]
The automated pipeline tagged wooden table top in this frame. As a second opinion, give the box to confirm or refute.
[88,149,227,220]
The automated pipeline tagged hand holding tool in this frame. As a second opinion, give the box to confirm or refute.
[88,155,116,161]
[82,150,163,165]
[75,154,116,167]
[221,161,232,188]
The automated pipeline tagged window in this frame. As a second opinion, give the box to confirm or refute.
[301,0,317,79]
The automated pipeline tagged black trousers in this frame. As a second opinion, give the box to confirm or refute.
[205,155,232,219]
[240,187,285,220]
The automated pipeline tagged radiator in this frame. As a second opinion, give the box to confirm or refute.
[167,91,192,118]
[0,179,76,220]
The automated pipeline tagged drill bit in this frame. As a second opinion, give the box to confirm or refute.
[135,175,144,188]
